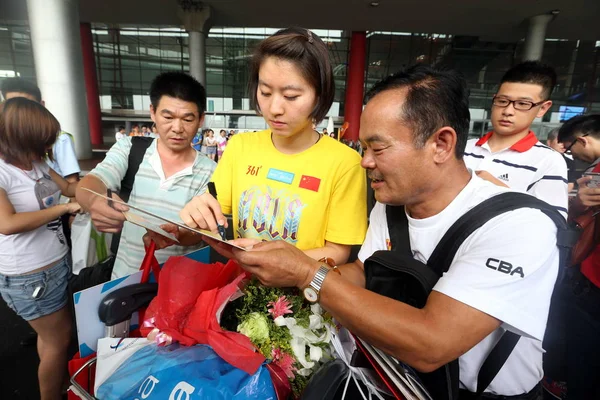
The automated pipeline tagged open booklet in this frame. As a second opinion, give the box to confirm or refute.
[355,336,433,400]
[82,188,247,251]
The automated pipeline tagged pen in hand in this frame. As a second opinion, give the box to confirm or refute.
[106,188,114,209]
[207,182,227,241]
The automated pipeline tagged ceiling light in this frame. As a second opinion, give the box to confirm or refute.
[370,2,380,7]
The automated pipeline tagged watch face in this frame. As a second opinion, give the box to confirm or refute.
[303,287,318,303]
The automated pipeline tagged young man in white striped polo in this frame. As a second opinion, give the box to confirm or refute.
[464,62,568,218]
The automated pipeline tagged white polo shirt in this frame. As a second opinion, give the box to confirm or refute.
[358,174,559,396]
[464,131,568,218]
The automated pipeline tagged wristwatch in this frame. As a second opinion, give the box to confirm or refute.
[303,265,331,304]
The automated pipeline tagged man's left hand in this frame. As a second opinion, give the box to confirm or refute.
[223,240,319,288]
[142,223,180,250]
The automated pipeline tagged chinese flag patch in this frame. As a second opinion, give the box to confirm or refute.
[299,175,321,192]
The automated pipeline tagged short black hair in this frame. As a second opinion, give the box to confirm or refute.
[365,64,471,159]
[248,27,335,124]
[118,125,125,130]
[500,61,557,100]
[0,78,42,102]
[149,72,206,115]
[558,114,600,143]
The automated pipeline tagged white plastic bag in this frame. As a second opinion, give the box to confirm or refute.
[70,213,111,275]
[94,337,150,395]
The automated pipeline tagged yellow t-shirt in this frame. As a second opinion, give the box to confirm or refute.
[213,130,367,250]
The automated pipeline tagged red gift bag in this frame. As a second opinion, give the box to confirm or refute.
[140,255,267,374]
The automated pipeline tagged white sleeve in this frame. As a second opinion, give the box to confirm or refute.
[358,202,390,263]
[433,209,559,341]
[0,166,10,190]
[52,134,81,177]
[526,153,568,218]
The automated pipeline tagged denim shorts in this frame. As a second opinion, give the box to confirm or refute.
[0,255,71,321]
[206,146,217,155]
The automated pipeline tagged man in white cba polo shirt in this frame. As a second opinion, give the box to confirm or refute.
[210,65,559,399]
[464,62,568,218]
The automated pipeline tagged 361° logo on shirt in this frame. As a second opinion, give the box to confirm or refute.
[246,165,262,176]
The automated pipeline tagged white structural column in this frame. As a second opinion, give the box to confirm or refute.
[189,30,206,85]
[178,2,211,86]
[26,0,92,159]
[522,14,554,61]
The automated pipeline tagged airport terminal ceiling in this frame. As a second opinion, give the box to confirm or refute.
[1,0,600,41]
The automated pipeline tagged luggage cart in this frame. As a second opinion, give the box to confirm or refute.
[68,282,158,399]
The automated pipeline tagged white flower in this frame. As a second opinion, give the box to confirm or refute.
[309,345,323,362]
[309,314,323,330]
[310,303,322,315]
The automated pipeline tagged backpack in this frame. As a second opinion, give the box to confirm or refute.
[69,137,154,292]
[363,192,573,399]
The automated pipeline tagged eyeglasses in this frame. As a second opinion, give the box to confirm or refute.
[564,133,589,153]
[492,96,547,111]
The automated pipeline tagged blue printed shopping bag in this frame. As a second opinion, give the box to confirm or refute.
[95,343,276,399]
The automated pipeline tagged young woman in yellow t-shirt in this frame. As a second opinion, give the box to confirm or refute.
[178,28,367,265]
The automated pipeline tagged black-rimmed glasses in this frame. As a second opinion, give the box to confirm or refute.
[565,133,589,154]
[492,96,547,111]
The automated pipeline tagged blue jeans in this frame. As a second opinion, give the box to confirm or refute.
[0,255,71,321]
[565,271,600,399]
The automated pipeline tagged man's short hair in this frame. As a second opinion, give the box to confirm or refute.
[118,125,125,131]
[558,114,600,143]
[248,27,335,124]
[500,61,557,100]
[364,64,471,159]
[149,72,206,115]
[547,128,559,142]
[0,78,42,102]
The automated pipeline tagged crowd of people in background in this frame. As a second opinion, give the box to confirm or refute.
[2,26,600,400]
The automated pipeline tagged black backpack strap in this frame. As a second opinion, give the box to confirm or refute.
[424,192,570,398]
[427,192,567,276]
[473,331,520,398]
[119,137,154,202]
[110,137,154,253]
[386,205,412,256]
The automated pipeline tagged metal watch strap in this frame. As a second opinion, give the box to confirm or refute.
[309,265,330,298]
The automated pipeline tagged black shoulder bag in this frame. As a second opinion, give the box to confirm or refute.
[69,137,154,292]
[364,192,572,400]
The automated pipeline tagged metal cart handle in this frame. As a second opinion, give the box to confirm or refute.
[68,357,98,400]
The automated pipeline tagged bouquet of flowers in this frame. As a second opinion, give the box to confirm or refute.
[221,279,335,396]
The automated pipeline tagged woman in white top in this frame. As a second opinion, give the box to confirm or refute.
[0,98,81,400]
[204,129,218,161]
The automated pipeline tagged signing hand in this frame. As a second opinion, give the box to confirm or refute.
[88,192,128,233]
[576,176,600,207]
[180,192,227,234]
[142,223,180,250]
